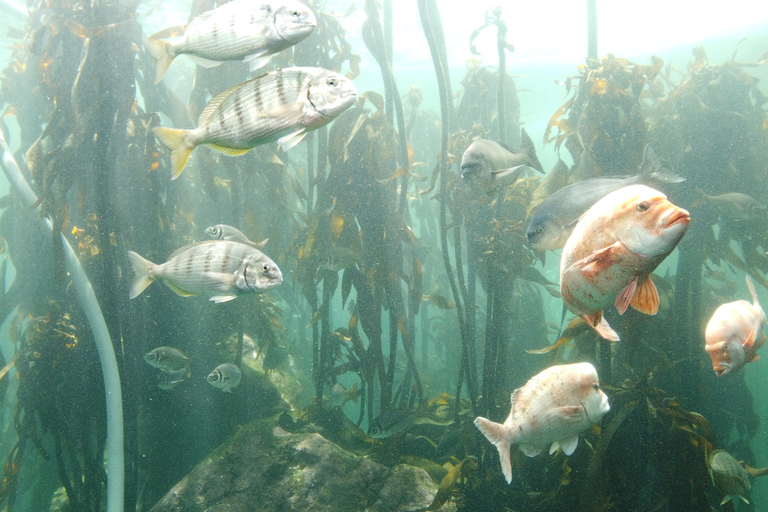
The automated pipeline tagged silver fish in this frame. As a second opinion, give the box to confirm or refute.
[143,0,316,84]
[204,224,268,250]
[707,449,751,505]
[526,145,684,251]
[127,240,283,302]
[153,67,357,179]
[157,368,189,391]
[695,188,767,222]
[368,409,417,439]
[145,347,191,373]
[460,128,544,194]
[318,247,360,271]
[206,363,242,392]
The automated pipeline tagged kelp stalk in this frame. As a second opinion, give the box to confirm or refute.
[0,131,124,512]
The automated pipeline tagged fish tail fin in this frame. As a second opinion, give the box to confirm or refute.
[640,144,685,184]
[152,126,194,179]
[474,416,513,483]
[143,38,175,84]
[127,251,156,298]
[520,128,544,173]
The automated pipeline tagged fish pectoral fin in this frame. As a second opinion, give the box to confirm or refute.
[474,417,513,483]
[278,128,308,152]
[555,405,584,420]
[244,52,272,72]
[743,324,760,350]
[185,53,223,69]
[568,242,623,277]
[165,281,195,297]
[555,435,580,456]
[615,276,638,315]
[491,165,526,180]
[520,444,543,457]
[583,311,620,341]
[629,276,659,315]
[207,143,252,156]
[751,354,761,363]
[210,294,238,303]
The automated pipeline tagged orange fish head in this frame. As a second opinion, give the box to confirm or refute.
[705,339,744,377]
[608,185,690,257]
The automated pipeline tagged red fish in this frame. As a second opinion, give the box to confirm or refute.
[474,362,609,483]
[560,185,690,341]
[705,275,766,376]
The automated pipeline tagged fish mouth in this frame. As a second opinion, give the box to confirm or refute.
[663,208,690,228]
[713,363,730,377]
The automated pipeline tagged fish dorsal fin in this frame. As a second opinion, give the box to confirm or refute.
[207,143,251,156]
[556,434,580,456]
[746,275,760,307]
[615,276,638,315]
[520,444,543,457]
[185,9,216,33]
[185,53,223,69]
[165,281,194,297]
[583,311,620,341]
[198,82,246,125]
[167,243,197,261]
[278,128,308,152]
[630,276,659,315]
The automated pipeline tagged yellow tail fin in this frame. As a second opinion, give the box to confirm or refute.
[152,126,194,179]
[143,38,175,84]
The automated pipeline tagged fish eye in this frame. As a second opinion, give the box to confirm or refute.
[262,263,271,272]
[536,226,544,234]
[593,383,600,390]
[327,78,337,87]
[636,201,650,212]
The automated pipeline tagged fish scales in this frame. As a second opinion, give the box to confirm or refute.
[182,4,273,60]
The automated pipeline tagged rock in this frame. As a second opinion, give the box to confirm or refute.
[150,417,455,512]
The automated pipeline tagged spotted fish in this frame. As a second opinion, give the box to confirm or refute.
[152,67,357,179]
[127,240,283,302]
[143,0,317,84]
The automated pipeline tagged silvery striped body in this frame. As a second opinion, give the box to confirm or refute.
[127,240,282,302]
[190,67,356,151]
[173,0,315,63]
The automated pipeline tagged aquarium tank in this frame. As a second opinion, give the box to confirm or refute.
[0,0,767,510]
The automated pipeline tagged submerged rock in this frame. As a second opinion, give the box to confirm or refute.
[150,417,455,512]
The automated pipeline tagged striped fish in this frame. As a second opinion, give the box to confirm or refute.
[143,0,316,84]
[127,240,282,302]
[153,67,357,179]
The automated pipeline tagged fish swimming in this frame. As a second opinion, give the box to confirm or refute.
[153,67,357,179]
[206,363,242,392]
[460,128,544,194]
[560,185,690,341]
[326,382,359,407]
[368,409,418,439]
[145,347,191,373]
[527,145,685,251]
[695,188,767,222]
[474,362,609,483]
[205,224,268,250]
[157,369,188,391]
[707,449,751,505]
[705,275,766,377]
[127,240,283,302]
[143,0,317,84]
[318,247,361,271]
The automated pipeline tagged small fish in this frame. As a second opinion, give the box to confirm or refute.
[144,346,191,373]
[474,362,609,483]
[705,275,766,377]
[157,368,188,391]
[695,188,766,222]
[204,224,268,250]
[143,0,317,84]
[707,449,751,505]
[460,128,544,194]
[560,185,690,341]
[318,247,360,271]
[152,67,357,179]
[368,408,418,439]
[527,145,685,251]
[127,240,283,302]
[327,382,359,407]
[206,363,242,392]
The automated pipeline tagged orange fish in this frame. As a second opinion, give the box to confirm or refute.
[560,185,690,341]
[705,275,766,377]
[474,362,609,483]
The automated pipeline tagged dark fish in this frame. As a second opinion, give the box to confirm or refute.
[153,67,357,179]
[145,346,191,373]
[144,0,317,83]
[526,145,684,251]
[707,449,751,505]
[368,408,417,438]
[460,128,544,194]
[157,368,188,391]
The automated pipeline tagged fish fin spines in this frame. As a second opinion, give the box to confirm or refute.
[197,82,242,125]
[742,324,759,350]
[569,243,623,277]
[615,276,638,315]
[143,38,175,84]
[127,251,155,298]
[584,311,620,341]
[640,144,685,184]
[558,434,580,456]
[521,444,543,457]
[746,275,760,307]
[278,128,308,152]
[152,126,193,179]
[474,417,513,483]
[629,276,659,315]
